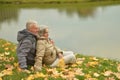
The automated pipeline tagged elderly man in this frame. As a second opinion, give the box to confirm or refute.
[17,20,39,70]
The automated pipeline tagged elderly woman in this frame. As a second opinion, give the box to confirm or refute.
[34,25,76,71]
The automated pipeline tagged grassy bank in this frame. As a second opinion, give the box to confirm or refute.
[0,0,120,10]
[0,38,120,80]
[0,0,120,4]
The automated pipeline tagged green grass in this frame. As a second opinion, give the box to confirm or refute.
[0,38,120,80]
[0,0,120,5]
[0,0,120,11]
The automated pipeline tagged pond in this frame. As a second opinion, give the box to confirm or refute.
[0,3,120,60]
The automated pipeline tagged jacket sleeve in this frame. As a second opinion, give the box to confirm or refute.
[17,39,32,69]
[34,40,45,71]
[54,46,63,54]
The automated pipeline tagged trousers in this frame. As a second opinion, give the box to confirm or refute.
[50,51,76,67]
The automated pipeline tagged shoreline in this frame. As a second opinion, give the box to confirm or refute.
[0,0,120,5]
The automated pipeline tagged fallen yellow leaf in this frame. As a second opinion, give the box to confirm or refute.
[34,72,46,78]
[87,61,99,67]
[4,47,9,51]
[0,77,2,80]
[4,64,14,70]
[76,61,83,65]
[26,75,34,80]
[0,73,5,77]
[90,57,99,61]
[57,58,65,68]
[71,64,78,67]
[114,72,120,79]
[14,63,19,67]
[117,64,120,72]
[1,70,13,75]
[93,73,100,77]
[4,52,10,56]
[103,71,113,76]
[85,74,91,78]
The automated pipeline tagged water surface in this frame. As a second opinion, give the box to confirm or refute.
[0,4,120,60]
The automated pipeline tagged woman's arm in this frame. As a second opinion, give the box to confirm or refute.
[54,46,63,58]
[34,40,45,71]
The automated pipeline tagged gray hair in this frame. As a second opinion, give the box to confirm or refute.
[26,20,38,30]
[39,25,48,36]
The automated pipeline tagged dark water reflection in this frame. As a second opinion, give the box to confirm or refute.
[58,7,97,18]
[0,4,120,60]
[0,8,19,25]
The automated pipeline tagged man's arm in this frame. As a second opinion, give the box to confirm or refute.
[17,39,32,69]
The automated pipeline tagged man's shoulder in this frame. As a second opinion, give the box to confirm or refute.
[25,36,36,42]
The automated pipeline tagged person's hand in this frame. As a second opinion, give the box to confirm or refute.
[58,53,63,59]
[34,65,42,72]
[50,39,54,45]
[21,68,31,73]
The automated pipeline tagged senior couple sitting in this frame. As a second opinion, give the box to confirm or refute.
[16,20,76,71]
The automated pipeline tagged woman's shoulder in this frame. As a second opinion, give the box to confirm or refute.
[37,37,47,44]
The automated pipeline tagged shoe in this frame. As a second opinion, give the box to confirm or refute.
[21,69,31,73]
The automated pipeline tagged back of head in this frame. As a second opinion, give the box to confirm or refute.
[26,20,38,30]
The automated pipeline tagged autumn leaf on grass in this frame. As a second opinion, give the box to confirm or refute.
[17,67,22,72]
[103,70,113,76]
[5,42,11,46]
[76,57,84,65]
[22,69,31,74]
[0,78,2,80]
[0,73,4,77]
[117,64,120,72]
[4,64,14,70]
[16,66,31,74]
[76,58,85,61]
[9,57,15,61]
[34,72,46,78]
[87,61,99,67]
[90,57,99,61]
[4,52,10,56]
[13,62,19,68]
[26,74,34,80]
[93,73,100,77]
[60,71,75,79]
[71,63,78,67]
[85,78,98,80]
[0,54,4,57]
[15,64,30,73]
[0,65,13,78]
[113,72,120,79]
[30,66,34,71]
[1,69,13,76]
[46,68,54,75]
[105,77,115,80]
[4,47,9,51]
[85,74,92,79]
[0,56,3,61]
[76,61,83,65]
[26,72,46,80]
[57,58,65,69]
[46,68,59,78]
[74,68,85,76]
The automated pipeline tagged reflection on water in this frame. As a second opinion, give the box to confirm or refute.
[58,7,97,18]
[0,4,120,61]
[0,8,19,27]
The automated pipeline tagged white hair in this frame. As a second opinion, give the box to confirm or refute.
[40,25,48,29]
[26,20,38,30]
[39,25,49,36]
